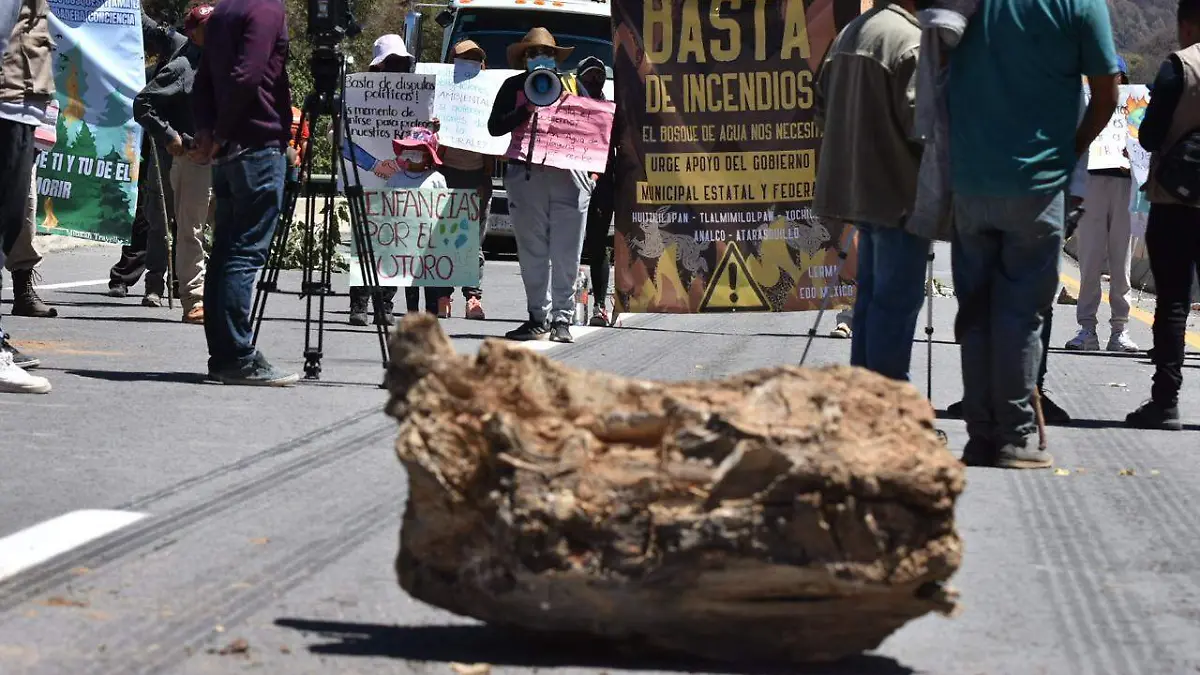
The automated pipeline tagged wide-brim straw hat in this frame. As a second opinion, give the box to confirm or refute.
[505,27,574,69]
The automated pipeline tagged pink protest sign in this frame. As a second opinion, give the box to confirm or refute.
[506,94,615,173]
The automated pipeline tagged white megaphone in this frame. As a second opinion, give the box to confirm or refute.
[524,66,563,107]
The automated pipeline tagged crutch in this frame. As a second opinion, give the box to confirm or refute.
[147,138,175,310]
[799,224,856,366]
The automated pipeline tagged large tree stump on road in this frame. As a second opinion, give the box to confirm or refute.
[386,314,964,664]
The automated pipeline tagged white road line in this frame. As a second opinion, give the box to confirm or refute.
[34,279,111,291]
[518,326,605,351]
[0,509,147,582]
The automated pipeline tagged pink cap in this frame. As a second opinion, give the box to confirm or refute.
[392,127,441,165]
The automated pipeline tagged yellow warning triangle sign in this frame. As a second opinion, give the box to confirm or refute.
[698,242,770,312]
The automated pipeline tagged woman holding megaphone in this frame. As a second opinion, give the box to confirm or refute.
[488,28,593,344]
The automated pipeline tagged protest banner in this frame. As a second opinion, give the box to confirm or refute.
[350,188,483,288]
[612,0,859,313]
[417,62,519,156]
[1087,84,1148,171]
[505,94,615,174]
[1123,85,1152,237]
[341,73,436,189]
[35,0,144,244]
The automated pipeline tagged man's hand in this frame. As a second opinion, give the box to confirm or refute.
[166,133,186,157]
[189,131,216,164]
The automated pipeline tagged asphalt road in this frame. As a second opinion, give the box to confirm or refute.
[1,243,1199,675]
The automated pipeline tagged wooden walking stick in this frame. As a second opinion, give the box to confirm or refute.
[1032,386,1049,451]
[147,138,175,310]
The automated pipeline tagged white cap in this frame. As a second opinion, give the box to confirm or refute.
[370,34,412,69]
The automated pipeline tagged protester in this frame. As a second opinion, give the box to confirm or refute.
[1125,0,1200,430]
[577,56,615,327]
[1068,59,1139,353]
[4,139,58,318]
[813,0,928,381]
[191,0,298,386]
[387,127,454,314]
[947,0,1120,467]
[0,0,53,393]
[488,27,591,343]
[135,4,213,322]
[438,39,492,321]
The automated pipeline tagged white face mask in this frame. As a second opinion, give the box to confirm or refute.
[401,150,426,166]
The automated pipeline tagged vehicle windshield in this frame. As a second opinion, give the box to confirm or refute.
[447,8,612,72]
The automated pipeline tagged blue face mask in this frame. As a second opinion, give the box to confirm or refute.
[526,55,555,72]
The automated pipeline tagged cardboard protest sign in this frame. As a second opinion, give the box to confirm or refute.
[36,0,144,244]
[417,62,519,156]
[350,188,483,288]
[341,73,436,189]
[612,0,858,313]
[505,94,615,173]
[1087,84,1149,171]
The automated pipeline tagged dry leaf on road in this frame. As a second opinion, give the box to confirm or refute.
[451,663,492,675]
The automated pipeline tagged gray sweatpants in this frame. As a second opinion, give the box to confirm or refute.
[504,164,592,324]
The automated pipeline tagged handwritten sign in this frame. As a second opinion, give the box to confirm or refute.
[1086,84,1149,171]
[350,188,482,288]
[506,94,615,173]
[341,73,435,189]
[417,62,521,156]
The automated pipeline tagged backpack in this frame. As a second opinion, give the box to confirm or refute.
[1157,128,1200,205]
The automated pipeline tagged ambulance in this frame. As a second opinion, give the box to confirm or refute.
[403,0,614,248]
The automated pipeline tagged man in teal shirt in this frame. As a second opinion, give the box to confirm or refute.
[947,0,1120,469]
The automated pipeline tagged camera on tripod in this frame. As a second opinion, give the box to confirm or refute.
[306,0,362,46]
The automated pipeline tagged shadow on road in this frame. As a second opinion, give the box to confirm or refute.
[65,369,210,384]
[274,619,914,675]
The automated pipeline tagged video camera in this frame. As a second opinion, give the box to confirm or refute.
[306,0,362,46]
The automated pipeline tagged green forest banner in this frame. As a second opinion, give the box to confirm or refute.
[36,0,144,244]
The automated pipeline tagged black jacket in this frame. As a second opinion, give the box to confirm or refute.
[487,72,533,138]
[134,42,202,145]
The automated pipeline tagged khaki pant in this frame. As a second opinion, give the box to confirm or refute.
[1076,173,1133,330]
[5,158,42,272]
[170,155,210,310]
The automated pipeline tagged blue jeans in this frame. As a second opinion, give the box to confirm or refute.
[849,223,930,381]
[205,147,286,372]
[951,192,1064,447]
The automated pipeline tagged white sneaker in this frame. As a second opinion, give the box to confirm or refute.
[1107,330,1140,353]
[1065,328,1100,351]
[0,351,51,394]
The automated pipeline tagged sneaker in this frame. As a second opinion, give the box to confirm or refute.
[0,351,51,394]
[960,438,996,467]
[107,282,128,298]
[1107,330,1140,353]
[1057,287,1078,305]
[550,321,574,343]
[212,354,299,387]
[995,442,1053,469]
[183,305,205,324]
[505,318,550,341]
[829,322,852,339]
[1065,328,1099,351]
[465,297,486,320]
[437,296,452,319]
[589,305,610,327]
[0,337,39,369]
[1125,399,1183,431]
[142,292,163,308]
[1039,392,1072,426]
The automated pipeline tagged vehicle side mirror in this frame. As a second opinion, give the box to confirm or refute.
[435,9,454,27]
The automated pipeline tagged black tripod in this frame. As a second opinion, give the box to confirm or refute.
[249,45,389,381]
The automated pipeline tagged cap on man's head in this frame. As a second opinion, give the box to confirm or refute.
[392,126,442,165]
[451,39,486,62]
[577,56,605,78]
[371,34,412,69]
[183,5,213,35]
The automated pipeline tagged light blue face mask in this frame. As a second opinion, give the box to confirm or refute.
[526,55,556,72]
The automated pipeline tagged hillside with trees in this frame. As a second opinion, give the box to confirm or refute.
[1110,0,1178,83]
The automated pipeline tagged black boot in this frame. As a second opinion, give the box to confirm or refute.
[349,286,369,326]
[373,287,396,326]
[10,269,57,318]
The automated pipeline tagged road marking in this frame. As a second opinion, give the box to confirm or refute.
[33,279,110,291]
[1058,273,1200,350]
[518,326,604,351]
[0,510,147,583]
